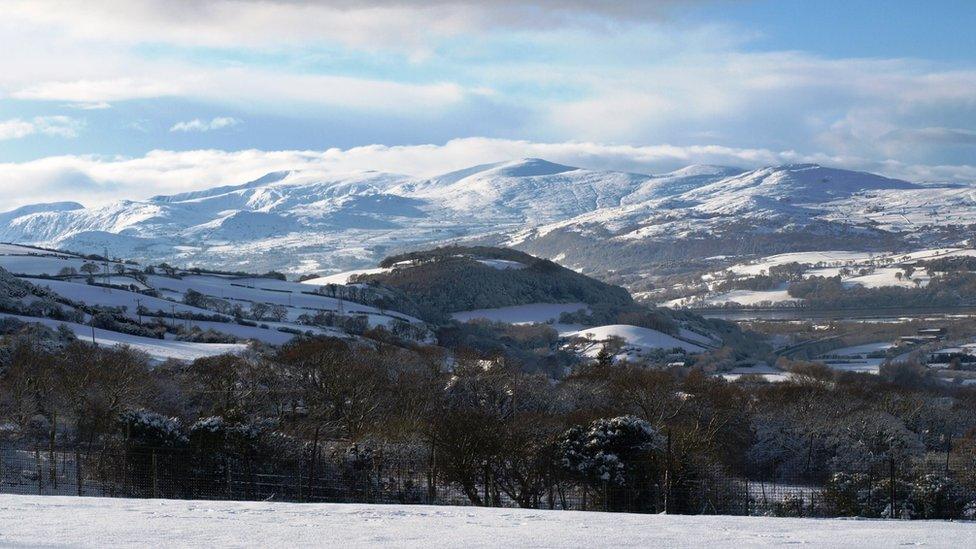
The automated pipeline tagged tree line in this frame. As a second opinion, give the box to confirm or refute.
[2,326,976,516]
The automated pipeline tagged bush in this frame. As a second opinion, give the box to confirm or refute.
[823,471,973,519]
[909,474,972,519]
[769,491,806,517]
[558,416,663,486]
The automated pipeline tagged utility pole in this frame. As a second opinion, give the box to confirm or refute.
[135,298,142,324]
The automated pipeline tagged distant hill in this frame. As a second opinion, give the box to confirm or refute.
[359,246,633,323]
[1,159,964,295]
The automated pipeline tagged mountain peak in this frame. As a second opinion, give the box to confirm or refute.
[0,201,84,221]
[486,158,578,178]
[660,164,744,178]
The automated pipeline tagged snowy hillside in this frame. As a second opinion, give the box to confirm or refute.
[0,159,738,276]
[0,242,724,368]
[0,244,428,361]
[660,247,976,309]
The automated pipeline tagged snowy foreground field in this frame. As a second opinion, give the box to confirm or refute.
[0,495,973,548]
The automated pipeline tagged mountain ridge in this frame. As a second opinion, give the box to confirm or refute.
[0,159,964,285]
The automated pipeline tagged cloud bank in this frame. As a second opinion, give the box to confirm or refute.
[1,138,972,211]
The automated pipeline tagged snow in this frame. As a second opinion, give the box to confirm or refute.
[722,363,791,382]
[817,342,893,374]
[705,289,800,307]
[843,268,929,289]
[0,255,103,276]
[25,278,220,319]
[679,327,720,347]
[300,267,390,286]
[0,158,971,282]
[669,246,976,308]
[475,258,526,270]
[828,342,894,356]
[146,274,422,326]
[0,495,971,548]
[0,243,76,256]
[183,319,340,345]
[451,303,588,324]
[0,314,245,362]
[725,251,878,277]
[666,289,800,308]
[567,324,704,353]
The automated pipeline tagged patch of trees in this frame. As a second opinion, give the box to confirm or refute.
[917,256,976,274]
[788,272,976,309]
[3,331,975,516]
[712,262,807,294]
[437,320,575,377]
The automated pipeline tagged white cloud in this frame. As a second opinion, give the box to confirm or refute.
[0,0,972,179]
[66,102,112,110]
[0,119,36,141]
[9,69,471,114]
[170,117,242,133]
[0,138,972,211]
[0,116,82,140]
[13,78,183,103]
[1,1,702,52]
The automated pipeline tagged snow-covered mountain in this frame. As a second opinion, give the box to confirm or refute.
[0,159,970,281]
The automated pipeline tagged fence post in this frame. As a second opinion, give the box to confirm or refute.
[35,447,42,494]
[75,449,82,496]
[226,458,233,500]
[945,434,952,477]
[483,466,490,507]
[152,451,159,498]
[664,430,672,514]
[889,457,896,519]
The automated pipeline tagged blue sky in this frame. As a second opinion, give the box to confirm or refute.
[0,0,974,208]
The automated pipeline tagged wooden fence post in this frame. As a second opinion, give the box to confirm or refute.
[226,458,233,500]
[76,450,82,496]
[665,430,672,514]
[152,452,159,498]
[889,457,896,518]
[35,447,42,494]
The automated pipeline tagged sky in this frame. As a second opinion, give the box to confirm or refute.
[1,0,975,209]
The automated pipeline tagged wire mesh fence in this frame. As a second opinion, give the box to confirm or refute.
[1,442,974,519]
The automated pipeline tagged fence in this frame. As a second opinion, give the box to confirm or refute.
[1,442,974,520]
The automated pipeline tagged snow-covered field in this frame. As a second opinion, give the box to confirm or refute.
[818,341,894,374]
[670,246,976,309]
[26,277,219,319]
[667,289,801,308]
[0,246,422,357]
[0,495,970,548]
[300,267,390,285]
[722,363,791,382]
[0,314,246,362]
[567,324,705,354]
[723,251,879,277]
